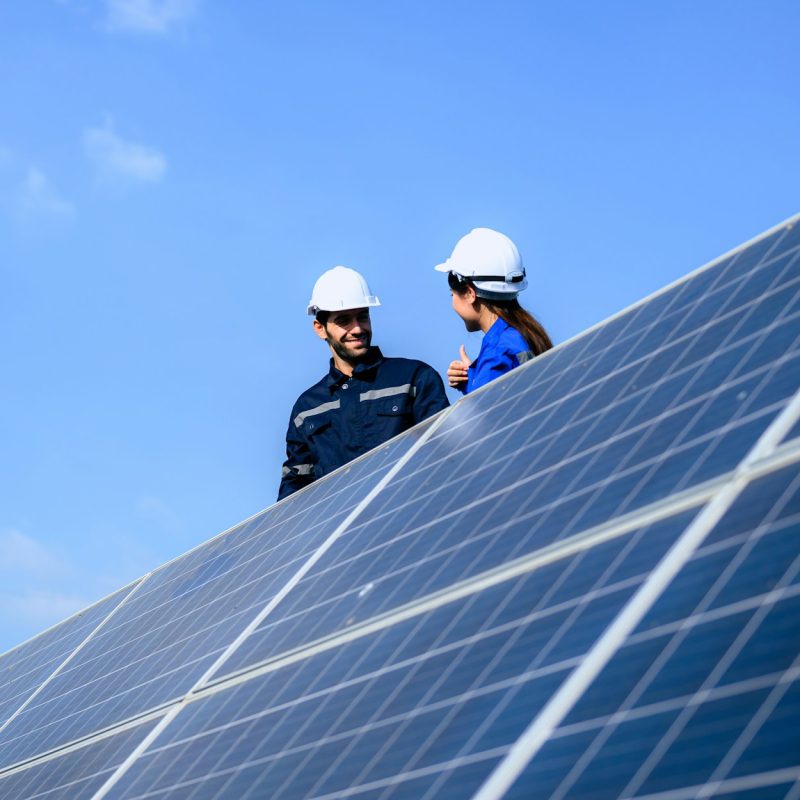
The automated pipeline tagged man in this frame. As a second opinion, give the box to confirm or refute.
[279,266,449,499]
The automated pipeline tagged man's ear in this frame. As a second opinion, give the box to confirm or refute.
[313,319,328,341]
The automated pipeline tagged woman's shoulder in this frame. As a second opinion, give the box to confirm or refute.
[494,322,530,354]
[475,323,531,370]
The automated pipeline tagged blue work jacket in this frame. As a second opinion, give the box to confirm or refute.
[463,318,534,394]
[279,348,448,499]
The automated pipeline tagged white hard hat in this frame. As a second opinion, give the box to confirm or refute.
[435,227,527,299]
[307,266,381,316]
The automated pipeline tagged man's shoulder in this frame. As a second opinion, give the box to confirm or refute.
[379,355,438,374]
[377,357,445,399]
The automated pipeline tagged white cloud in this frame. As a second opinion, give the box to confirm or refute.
[83,120,167,184]
[105,0,196,34]
[17,168,76,220]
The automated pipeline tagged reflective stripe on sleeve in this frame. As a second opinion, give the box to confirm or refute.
[282,463,314,478]
[293,399,341,427]
[359,384,416,402]
[516,350,535,365]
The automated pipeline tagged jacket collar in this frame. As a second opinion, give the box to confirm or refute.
[326,347,384,388]
[483,317,512,345]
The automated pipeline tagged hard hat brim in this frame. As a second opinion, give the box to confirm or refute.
[473,278,528,298]
[307,296,381,316]
[434,261,451,272]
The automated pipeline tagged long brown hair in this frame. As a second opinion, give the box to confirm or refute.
[449,273,553,356]
[483,297,553,355]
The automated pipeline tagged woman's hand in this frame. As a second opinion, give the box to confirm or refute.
[447,345,471,390]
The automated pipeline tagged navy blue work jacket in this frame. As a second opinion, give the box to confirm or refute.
[279,348,448,499]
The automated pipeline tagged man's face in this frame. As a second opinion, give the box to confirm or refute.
[314,308,372,364]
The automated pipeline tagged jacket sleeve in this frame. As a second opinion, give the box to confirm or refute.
[412,363,450,424]
[278,406,317,501]
[468,348,519,393]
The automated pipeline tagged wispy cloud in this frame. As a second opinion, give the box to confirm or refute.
[17,168,76,221]
[0,524,158,653]
[0,529,88,644]
[1,529,68,576]
[83,119,167,184]
[0,147,74,226]
[105,0,196,35]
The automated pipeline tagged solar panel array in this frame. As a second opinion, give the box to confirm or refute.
[2,215,799,800]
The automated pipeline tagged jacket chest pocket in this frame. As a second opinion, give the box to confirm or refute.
[374,395,413,418]
[303,413,333,439]
[362,395,413,446]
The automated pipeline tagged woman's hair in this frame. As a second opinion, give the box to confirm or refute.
[448,272,553,356]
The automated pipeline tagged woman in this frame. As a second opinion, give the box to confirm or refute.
[435,227,552,394]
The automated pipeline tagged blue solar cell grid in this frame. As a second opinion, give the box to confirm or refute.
[505,463,800,799]
[104,511,700,799]
[0,418,431,772]
[0,719,157,800]
[0,583,140,731]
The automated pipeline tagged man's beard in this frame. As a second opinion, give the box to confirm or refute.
[329,332,372,365]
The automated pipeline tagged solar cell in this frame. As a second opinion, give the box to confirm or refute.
[0,215,798,800]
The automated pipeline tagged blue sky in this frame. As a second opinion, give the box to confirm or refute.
[1,0,798,653]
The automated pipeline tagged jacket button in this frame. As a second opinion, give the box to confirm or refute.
[342,383,349,389]
[392,405,398,412]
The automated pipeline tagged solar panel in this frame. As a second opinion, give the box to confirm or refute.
[0,421,430,771]
[1,215,798,800]
[101,511,704,799]
[501,463,800,799]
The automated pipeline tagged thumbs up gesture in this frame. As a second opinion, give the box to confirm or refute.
[447,344,471,390]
